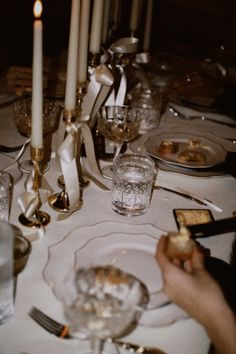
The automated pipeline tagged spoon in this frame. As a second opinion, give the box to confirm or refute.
[169,105,236,129]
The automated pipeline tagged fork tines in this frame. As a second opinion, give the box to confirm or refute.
[29,307,70,338]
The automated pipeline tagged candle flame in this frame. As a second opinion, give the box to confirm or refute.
[33,0,43,18]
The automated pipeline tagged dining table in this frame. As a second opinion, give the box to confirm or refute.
[0,89,236,354]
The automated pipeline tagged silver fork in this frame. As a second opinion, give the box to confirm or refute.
[29,307,165,354]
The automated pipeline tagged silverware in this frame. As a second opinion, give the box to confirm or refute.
[154,185,223,212]
[29,307,165,354]
[169,105,236,129]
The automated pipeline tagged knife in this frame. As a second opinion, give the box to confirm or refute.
[154,185,223,212]
[188,216,236,238]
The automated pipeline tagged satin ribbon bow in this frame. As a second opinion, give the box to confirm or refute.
[17,165,52,219]
[57,119,104,213]
[81,64,114,128]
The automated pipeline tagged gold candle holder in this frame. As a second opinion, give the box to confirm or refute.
[48,110,83,214]
[19,147,51,228]
[75,80,90,189]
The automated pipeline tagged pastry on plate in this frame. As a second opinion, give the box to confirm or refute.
[158,140,179,155]
[178,150,206,163]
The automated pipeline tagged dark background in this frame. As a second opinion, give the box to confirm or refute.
[0,0,235,72]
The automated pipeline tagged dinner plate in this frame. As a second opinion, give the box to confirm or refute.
[43,221,188,327]
[144,132,227,169]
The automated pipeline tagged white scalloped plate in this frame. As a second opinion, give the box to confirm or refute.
[144,132,227,168]
[43,221,188,327]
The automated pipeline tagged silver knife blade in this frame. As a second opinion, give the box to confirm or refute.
[154,185,223,212]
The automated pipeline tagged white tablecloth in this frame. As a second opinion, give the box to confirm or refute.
[0,102,236,354]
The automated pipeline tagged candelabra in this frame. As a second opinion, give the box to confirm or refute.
[19,147,51,227]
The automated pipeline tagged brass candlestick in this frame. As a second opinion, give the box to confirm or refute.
[48,109,83,214]
[75,80,90,189]
[19,147,51,228]
[56,82,90,191]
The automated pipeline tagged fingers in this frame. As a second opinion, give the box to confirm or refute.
[192,247,205,271]
[155,236,169,268]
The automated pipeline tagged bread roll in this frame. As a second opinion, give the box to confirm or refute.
[166,226,196,260]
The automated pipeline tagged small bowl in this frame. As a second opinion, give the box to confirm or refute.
[13,97,61,137]
[14,234,32,276]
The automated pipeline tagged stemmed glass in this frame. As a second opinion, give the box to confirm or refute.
[13,97,61,173]
[96,105,141,179]
[63,265,149,354]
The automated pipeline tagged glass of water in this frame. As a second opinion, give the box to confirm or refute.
[0,221,14,324]
[112,153,155,216]
[0,172,13,223]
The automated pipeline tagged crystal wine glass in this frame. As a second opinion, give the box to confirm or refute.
[13,97,61,173]
[96,105,141,179]
[63,265,149,354]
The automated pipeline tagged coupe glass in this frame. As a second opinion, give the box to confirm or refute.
[13,97,61,173]
[63,265,149,354]
[96,105,141,179]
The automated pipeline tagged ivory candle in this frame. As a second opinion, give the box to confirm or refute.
[130,0,140,33]
[32,0,43,148]
[77,0,90,83]
[64,0,81,112]
[143,0,153,51]
[102,0,111,44]
[89,0,104,54]
[111,0,119,30]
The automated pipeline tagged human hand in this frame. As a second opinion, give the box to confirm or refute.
[156,236,228,327]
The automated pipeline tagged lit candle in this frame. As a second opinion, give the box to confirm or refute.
[77,0,90,83]
[64,0,81,112]
[130,0,140,34]
[102,0,111,45]
[89,0,104,54]
[143,0,153,51]
[32,0,43,148]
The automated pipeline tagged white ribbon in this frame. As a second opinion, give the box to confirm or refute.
[17,164,52,218]
[82,64,114,127]
[105,65,127,106]
[57,119,104,213]
[57,127,80,212]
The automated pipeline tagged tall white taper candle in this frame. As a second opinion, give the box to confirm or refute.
[32,0,43,148]
[89,0,104,54]
[102,0,111,44]
[130,0,140,33]
[64,0,81,112]
[77,0,90,82]
[143,0,153,51]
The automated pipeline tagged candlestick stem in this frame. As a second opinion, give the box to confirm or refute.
[48,109,84,214]
[19,147,51,228]
[76,81,90,189]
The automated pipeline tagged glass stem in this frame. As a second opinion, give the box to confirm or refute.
[113,143,123,162]
[91,336,102,354]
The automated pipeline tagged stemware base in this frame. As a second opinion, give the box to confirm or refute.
[48,191,83,213]
[18,210,51,228]
[19,160,50,174]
